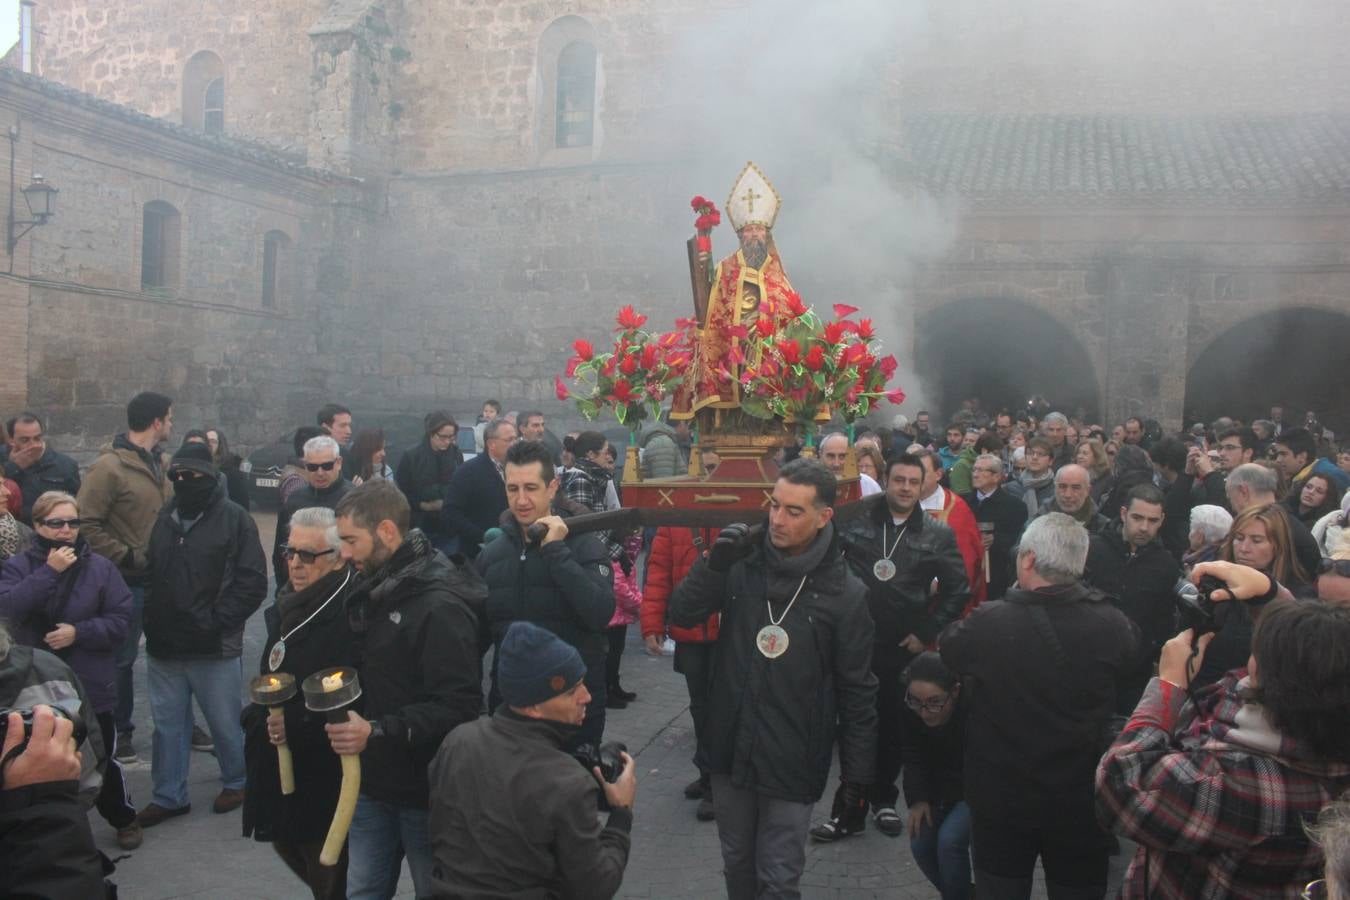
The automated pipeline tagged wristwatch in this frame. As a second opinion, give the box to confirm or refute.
[367,719,385,740]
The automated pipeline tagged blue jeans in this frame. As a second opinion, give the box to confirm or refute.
[114,585,145,736]
[146,655,246,808]
[910,800,972,900]
[346,795,433,900]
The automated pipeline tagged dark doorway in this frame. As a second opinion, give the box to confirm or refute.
[1184,307,1350,431]
[915,298,1101,422]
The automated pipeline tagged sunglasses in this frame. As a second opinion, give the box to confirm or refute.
[904,691,952,714]
[305,460,338,472]
[39,517,82,530]
[281,545,337,565]
[1319,558,1350,578]
[168,470,206,483]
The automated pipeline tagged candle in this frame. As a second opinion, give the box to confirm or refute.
[322,672,345,692]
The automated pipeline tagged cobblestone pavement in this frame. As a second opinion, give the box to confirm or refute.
[98,513,1129,898]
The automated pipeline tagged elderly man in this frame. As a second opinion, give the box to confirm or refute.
[1041,412,1075,471]
[272,435,352,592]
[1,413,82,525]
[1225,463,1321,577]
[443,418,517,558]
[961,452,1027,601]
[243,507,359,899]
[819,433,881,496]
[1033,464,1110,534]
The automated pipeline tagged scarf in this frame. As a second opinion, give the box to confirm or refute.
[0,514,21,559]
[1059,496,1100,525]
[278,565,352,635]
[762,522,834,603]
[1018,468,1055,518]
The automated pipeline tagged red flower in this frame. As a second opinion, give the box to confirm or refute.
[616,305,648,331]
[690,195,708,211]
[573,339,594,361]
[777,340,801,364]
[754,316,776,338]
[640,344,660,369]
[885,388,907,405]
[784,292,808,318]
[565,357,581,377]
[880,354,898,378]
[602,356,617,377]
[823,321,846,345]
[842,343,868,365]
[804,345,826,371]
[832,303,860,319]
[612,379,635,403]
[619,353,638,376]
[554,376,570,401]
[726,324,749,340]
[856,318,875,340]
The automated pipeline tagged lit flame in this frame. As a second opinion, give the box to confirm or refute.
[322,671,345,692]
[265,676,281,688]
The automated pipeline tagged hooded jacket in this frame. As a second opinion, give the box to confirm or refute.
[0,537,133,712]
[144,480,268,660]
[639,421,685,480]
[76,436,171,583]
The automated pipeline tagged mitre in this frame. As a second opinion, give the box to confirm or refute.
[725,161,781,232]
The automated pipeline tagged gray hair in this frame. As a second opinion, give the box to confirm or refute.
[483,418,515,442]
[289,507,341,552]
[1018,512,1088,584]
[1308,798,1350,900]
[974,453,1003,474]
[892,414,909,430]
[303,435,341,459]
[1227,463,1277,497]
[1188,504,1233,545]
[820,432,848,450]
[1054,464,1090,486]
[1043,412,1068,428]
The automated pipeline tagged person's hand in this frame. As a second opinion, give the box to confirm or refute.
[536,515,569,546]
[907,801,932,834]
[9,442,42,470]
[900,634,925,654]
[1193,447,1214,477]
[266,712,287,745]
[44,623,76,650]
[324,711,372,756]
[980,533,994,551]
[1158,629,1215,688]
[1190,561,1272,602]
[707,524,753,572]
[1184,446,1200,476]
[597,750,637,810]
[644,634,665,657]
[0,706,81,790]
[45,545,77,574]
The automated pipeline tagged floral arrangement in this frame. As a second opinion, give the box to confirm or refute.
[555,305,695,430]
[690,195,722,254]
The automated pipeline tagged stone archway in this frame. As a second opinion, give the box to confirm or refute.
[1184,306,1350,429]
[914,297,1102,421]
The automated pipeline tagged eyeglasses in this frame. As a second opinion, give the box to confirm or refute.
[305,460,338,472]
[904,691,952,714]
[168,470,206,483]
[431,430,456,441]
[39,517,81,530]
[281,545,337,565]
[1302,879,1326,900]
[1319,558,1350,578]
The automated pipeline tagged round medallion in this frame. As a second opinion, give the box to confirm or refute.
[756,624,790,659]
[267,640,286,672]
[873,558,897,582]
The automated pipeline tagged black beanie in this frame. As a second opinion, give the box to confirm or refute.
[498,622,586,708]
[170,441,217,477]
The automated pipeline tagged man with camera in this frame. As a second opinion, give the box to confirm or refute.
[428,621,636,898]
[941,513,1139,899]
[670,458,878,899]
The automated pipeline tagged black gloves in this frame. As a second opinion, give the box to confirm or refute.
[707,523,754,572]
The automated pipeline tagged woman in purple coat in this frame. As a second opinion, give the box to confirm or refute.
[0,490,142,849]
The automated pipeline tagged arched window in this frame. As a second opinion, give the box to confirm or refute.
[555,41,596,148]
[182,51,225,133]
[141,201,181,290]
[261,230,291,309]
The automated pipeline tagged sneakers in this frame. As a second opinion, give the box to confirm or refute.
[212,788,244,814]
[113,733,138,764]
[810,816,866,842]
[191,725,214,753]
[138,803,190,829]
[116,821,144,850]
[873,806,904,837]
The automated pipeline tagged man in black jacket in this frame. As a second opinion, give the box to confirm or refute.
[443,418,517,558]
[271,435,352,592]
[1084,484,1181,714]
[476,440,615,747]
[1,413,82,524]
[330,481,486,899]
[962,452,1027,600]
[670,458,878,900]
[816,451,968,842]
[428,621,637,899]
[941,512,1139,900]
[139,443,267,827]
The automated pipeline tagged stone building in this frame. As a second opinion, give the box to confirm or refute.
[4,0,1350,455]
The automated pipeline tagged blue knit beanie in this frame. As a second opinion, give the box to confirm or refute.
[498,622,586,708]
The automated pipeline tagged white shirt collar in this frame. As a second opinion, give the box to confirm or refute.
[920,484,945,512]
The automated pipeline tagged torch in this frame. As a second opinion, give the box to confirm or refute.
[249,673,298,795]
[977,521,995,582]
[303,667,362,867]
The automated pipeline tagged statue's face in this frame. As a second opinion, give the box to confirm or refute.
[738,223,768,249]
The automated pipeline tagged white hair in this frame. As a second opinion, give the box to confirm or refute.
[303,435,341,459]
[820,432,849,450]
[1043,412,1068,428]
[1018,512,1088,584]
[1227,463,1277,497]
[289,507,341,552]
[892,414,909,430]
[1188,504,1233,546]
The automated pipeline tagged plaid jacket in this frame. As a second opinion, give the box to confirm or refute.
[560,460,624,563]
[1096,674,1350,899]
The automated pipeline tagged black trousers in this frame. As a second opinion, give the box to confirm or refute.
[674,641,716,779]
[95,711,137,829]
[605,624,628,689]
[972,812,1108,900]
[829,653,906,822]
[273,839,348,900]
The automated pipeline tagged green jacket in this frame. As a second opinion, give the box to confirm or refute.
[948,446,978,496]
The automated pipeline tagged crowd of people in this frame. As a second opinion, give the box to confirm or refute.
[0,391,1349,900]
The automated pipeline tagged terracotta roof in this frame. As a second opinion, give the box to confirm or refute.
[906,113,1350,206]
[0,67,349,183]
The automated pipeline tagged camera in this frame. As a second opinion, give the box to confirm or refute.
[572,740,628,784]
[1174,575,1227,636]
[0,705,88,752]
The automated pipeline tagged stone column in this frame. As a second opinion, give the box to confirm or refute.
[1102,260,1191,431]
